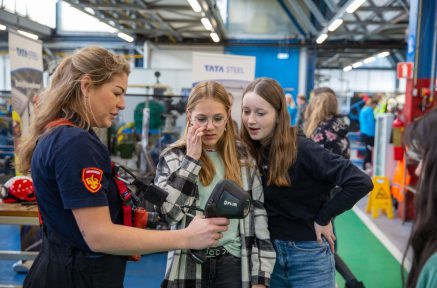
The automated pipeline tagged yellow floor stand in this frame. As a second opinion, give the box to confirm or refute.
[366,176,394,219]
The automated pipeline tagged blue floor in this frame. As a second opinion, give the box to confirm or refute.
[0,225,167,287]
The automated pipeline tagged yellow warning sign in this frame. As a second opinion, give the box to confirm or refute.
[366,176,394,219]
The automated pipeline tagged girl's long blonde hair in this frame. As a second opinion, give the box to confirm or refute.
[168,81,242,187]
[240,78,297,186]
[304,87,338,138]
[18,46,130,173]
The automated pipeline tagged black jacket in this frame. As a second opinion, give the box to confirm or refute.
[262,136,373,241]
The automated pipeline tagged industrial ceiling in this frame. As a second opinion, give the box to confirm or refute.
[1,0,409,69]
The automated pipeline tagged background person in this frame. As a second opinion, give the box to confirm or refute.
[17,46,229,288]
[304,87,350,159]
[240,78,373,288]
[305,87,365,287]
[285,93,297,127]
[403,108,437,288]
[296,93,307,129]
[359,98,378,173]
[155,80,275,288]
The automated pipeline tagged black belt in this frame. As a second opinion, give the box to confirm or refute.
[206,246,229,258]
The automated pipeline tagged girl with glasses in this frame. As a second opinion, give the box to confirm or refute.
[155,80,275,288]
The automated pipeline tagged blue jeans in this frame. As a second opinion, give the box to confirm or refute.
[270,239,335,288]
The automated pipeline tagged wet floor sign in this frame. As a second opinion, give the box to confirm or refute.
[366,176,394,219]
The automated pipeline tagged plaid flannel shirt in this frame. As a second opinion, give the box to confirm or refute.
[155,144,275,288]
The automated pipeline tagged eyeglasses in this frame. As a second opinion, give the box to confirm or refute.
[192,115,226,127]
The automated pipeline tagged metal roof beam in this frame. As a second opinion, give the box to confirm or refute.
[0,9,53,37]
[173,23,202,31]
[62,1,137,34]
[277,0,307,37]
[367,0,388,21]
[147,14,183,42]
[351,13,369,34]
[358,6,404,12]
[283,0,318,35]
[160,19,199,24]
[302,0,327,26]
[344,20,406,25]
[317,0,361,37]
[203,0,228,41]
[74,3,191,11]
[322,0,337,13]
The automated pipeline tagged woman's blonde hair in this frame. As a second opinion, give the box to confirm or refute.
[304,87,338,138]
[18,46,130,173]
[168,81,242,187]
[240,78,297,186]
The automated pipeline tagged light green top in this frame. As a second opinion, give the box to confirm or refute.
[417,252,437,288]
[198,151,241,257]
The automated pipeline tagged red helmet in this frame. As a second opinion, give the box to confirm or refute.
[1,176,36,203]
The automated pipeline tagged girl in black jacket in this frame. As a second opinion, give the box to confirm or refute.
[240,78,373,288]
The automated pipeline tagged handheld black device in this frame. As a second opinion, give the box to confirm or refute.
[189,179,251,264]
[114,164,251,264]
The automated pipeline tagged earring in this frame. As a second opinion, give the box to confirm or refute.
[224,127,227,131]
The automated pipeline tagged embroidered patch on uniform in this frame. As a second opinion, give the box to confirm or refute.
[82,167,103,193]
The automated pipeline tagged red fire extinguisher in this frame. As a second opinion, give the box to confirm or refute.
[392,117,405,160]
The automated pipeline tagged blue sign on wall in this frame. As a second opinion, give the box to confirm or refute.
[224,44,299,94]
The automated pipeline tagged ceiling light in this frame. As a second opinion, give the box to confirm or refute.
[17,30,39,40]
[187,0,202,13]
[316,33,328,44]
[346,0,366,14]
[201,17,213,31]
[277,53,289,60]
[377,51,390,58]
[343,66,353,72]
[328,19,343,32]
[117,32,134,42]
[363,56,375,64]
[0,24,6,31]
[352,61,363,68]
[105,24,118,34]
[210,32,220,43]
[84,7,95,15]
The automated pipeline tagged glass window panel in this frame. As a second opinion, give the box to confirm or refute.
[226,0,298,39]
[59,2,116,33]
[2,0,56,28]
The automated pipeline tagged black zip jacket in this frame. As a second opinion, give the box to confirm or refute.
[262,136,373,241]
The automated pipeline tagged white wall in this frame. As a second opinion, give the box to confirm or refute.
[0,55,11,91]
[315,68,399,96]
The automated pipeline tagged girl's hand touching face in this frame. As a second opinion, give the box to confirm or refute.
[186,121,206,160]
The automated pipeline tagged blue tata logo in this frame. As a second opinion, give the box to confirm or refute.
[204,65,244,74]
[16,47,39,61]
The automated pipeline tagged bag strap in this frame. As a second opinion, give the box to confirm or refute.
[44,118,76,129]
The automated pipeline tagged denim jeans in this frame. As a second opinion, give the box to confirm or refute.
[270,239,335,288]
[201,253,241,288]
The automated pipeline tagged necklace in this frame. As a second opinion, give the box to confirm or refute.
[204,147,217,152]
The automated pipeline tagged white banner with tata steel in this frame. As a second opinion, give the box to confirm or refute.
[192,52,256,124]
[9,32,43,143]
